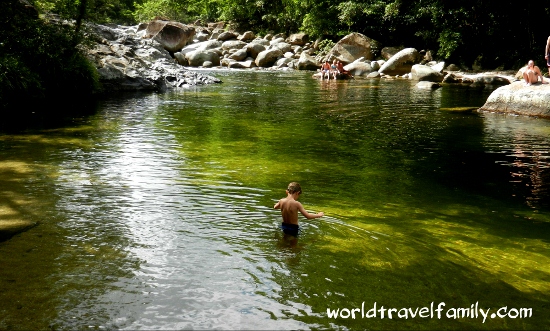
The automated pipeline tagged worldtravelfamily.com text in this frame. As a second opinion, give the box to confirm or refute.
[326,302,532,323]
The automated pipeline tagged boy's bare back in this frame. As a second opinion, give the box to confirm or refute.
[274,182,324,225]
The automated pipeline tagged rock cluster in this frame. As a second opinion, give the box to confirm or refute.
[85,20,549,119]
[85,23,221,92]
[167,26,317,70]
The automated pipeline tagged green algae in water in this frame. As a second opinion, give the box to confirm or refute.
[1,71,549,329]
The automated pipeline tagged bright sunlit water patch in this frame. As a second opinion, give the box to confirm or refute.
[0,71,549,330]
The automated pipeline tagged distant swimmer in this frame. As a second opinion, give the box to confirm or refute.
[274,182,324,236]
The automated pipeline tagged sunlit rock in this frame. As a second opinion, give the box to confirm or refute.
[411,64,444,82]
[324,32,381,64]
[255,49,283,67]
[344,61,373,76]
[478,82,550,118]
[145,20,195,53]
[379,48,420,76]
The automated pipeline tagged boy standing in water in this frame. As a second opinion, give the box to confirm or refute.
[274,182,324,236]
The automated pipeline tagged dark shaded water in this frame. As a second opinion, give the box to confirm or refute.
[1,70,549,330]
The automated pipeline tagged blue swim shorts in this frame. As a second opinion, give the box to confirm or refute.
[281,222,300,236]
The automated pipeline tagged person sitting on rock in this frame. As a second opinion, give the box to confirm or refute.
[523,60,546,85]
[336,61,351,78]
[321,60,331,79]
[331,59,339,79]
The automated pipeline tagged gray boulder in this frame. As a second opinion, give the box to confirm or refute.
[411,64,444,82]
[296,52,319,71]
[379,48,420,76]
[221,40,247,50]
[196,40,223,51]
[344,62,373,76]
[145,20,195,52]
[195,30,209,42]
[174,52,188,65]
[325,32,381,63]
[381,46,403,60]
[478,82,550,118]
[271,42,292,53]
[228,59,257,69]
[217,31,238,41]
[270,37,285,45]
[228,49,248,61]
[430,61,445,73]
[367,71,381,78]
[255,49,283,67]
[442,73,462,83]
[473,75,512,85]
[251,38,270,47]
[238,31,255,42]
[287,33,309,46]
[186,49,221,66]
[446,64,461,71]
[276,57,293,67]
[246,42,266,58]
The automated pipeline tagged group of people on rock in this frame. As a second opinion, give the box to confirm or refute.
[320,59,349,80]
[522,36,550,85]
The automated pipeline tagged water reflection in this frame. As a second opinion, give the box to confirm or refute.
[1,71,550,329]
[482,114,550,209]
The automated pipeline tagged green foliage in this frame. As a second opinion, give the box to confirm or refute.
[133,0,191,22]
[317,39,335,54]
[337,1,363,33]
[34,0,136,24]
[1,0,100,113]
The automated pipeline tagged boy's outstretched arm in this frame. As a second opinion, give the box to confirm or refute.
[274,200,281,209]
[297,202,324,219]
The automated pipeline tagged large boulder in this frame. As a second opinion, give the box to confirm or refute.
[145,20,195,52]
[228,59,257,69]
[344,62,373,76]
[325,32,381,63]
[430,61,445,73]
[245,42,266,59]
[238,31,255,42]
[287,33,309,46]
[186,49,221,66]
[228,49,248,61]
[217,31,238,41]
[378,48,420,76]
[296,52,319,70]
[255,49,283,67]
[221,40,247,50]
[270,42,292,53]
[381,46,403,60]
[478,82,550,118]
[250,38,270,47]
[196,40,223,51]
[472,75,512,85]
[275,57,293,67]
[411,64,444,82]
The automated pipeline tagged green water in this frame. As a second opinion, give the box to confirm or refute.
[1,70,549,330]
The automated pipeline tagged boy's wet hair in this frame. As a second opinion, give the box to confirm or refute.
[287,182,302,194]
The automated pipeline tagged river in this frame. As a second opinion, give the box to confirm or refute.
[1,70,549,330]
